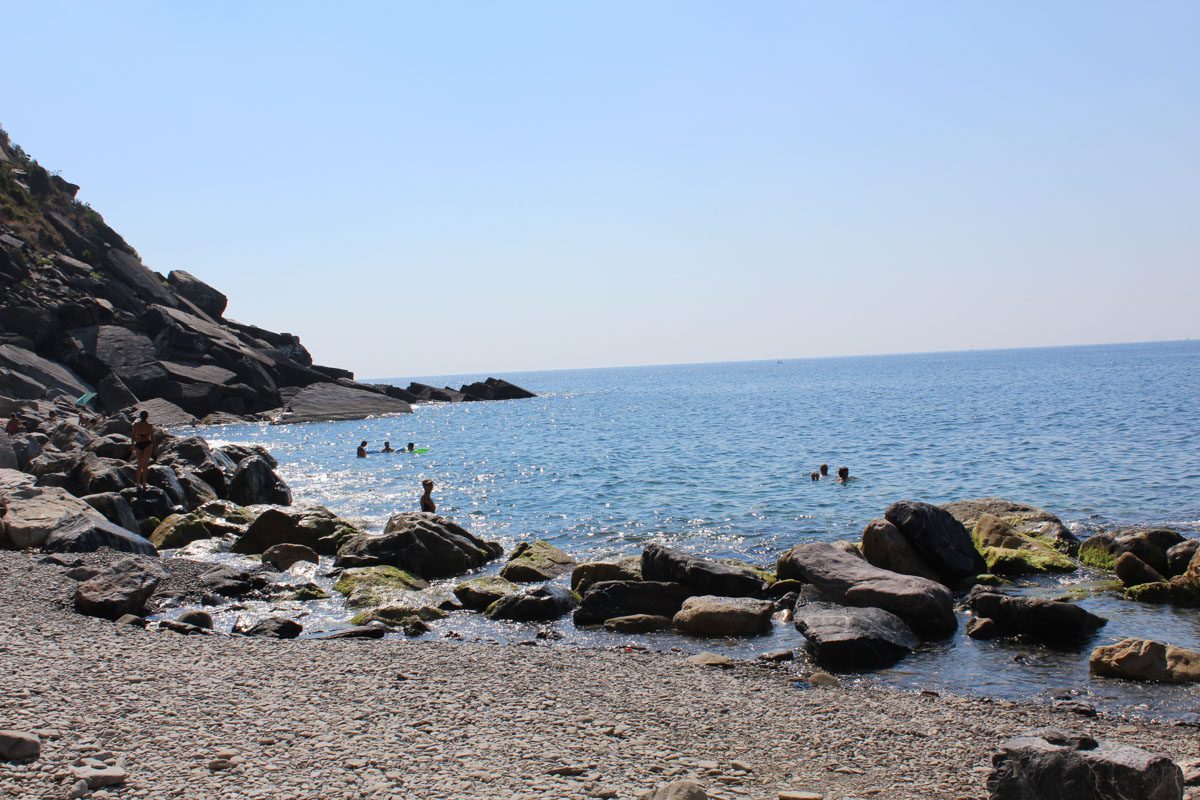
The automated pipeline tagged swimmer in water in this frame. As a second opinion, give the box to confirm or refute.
[357,440,368,458]
[381,441,395,453]
[406,442,416,453]
[837,466,853,483]
[810,471,820,481]
[819,464,829,479]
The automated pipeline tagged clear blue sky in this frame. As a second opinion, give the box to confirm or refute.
[3,2,1197,378]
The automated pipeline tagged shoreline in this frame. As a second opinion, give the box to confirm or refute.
[2,549,1196,800]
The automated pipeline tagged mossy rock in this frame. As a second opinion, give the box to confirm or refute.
[1078,534,1119,571]
[453,576,520,610]
[971,573,1011,587]
[334,566,428,608]
[287,585,332,601]
[500,540,576,582]
[198,500,257,526]
[149,513,213,549]
[1124,576,1200,607]
[1060,579,1124,600]
[350,604,448,625]
[972,515,1077,575]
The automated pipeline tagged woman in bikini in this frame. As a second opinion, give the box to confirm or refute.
[131,410,155,488]
[420,479,436,513]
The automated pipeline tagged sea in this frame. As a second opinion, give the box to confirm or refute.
[191,339,1200,719]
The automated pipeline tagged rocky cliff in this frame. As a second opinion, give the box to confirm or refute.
[0,128,532,422]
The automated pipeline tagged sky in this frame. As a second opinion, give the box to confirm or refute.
[2,2,1197,378]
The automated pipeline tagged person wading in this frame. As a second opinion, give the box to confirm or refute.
[131,410,156,488]
[420,479,436,513]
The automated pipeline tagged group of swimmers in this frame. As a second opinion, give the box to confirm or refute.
[811,463,853,483]
[356,440,420,458]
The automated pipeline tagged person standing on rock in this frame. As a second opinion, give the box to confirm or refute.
[131,410,156,488]
[420,479,436,513]
[5,413,20,435]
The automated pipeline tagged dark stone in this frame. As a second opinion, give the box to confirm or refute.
[274,382,412,423]
[234,616,302,639]
[234,506,359,556]
[793,601,919,672]
[156,436,234,495]
[319,625,387,640]
[458,377,536,401]
[167,270,227,318]
[1115,552,1166,588]
[217,443,277,469]
[776,542,957,639]
[885,500,987,584]
[120,485,175,520]
[641,543,766,597]
[262,543,319,571]
[986,728,1184,800]
[603,614,673,633]
[573,580,694,625]
[74,558,167,619]
[227,455,291,506]
[966,588,1107,642]
[43,514,157,556]
[485,584,577,622]
[81,492,140,533]
[1166,540,1200,578]
[197,564,262,598]
[941,498,1081,556]
[144,464,186,507]
[177,610,214,629]
[334,512,502,578]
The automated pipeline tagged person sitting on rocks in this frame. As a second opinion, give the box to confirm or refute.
[420,479,436,513]
[131,410,156,488]
[357,440,369,458]
[381,441,395,453]
[5,413,20,435]
[819,463,829,479]
[836,466,854,483]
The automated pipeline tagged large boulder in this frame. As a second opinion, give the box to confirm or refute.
[120,485,176,520]
[571,557,643,593]
[74,558,167,619]
[233,506,360,555]
[1079,529,1185,575]
[71,454,136,496]
[334,512,502,579]
[942,498,1080,556]
[148,513,214,550]
[1089,638,1200,684]
[156,435,233,493]
[499,540,575,582]
[167,270,227,318]
[262,543,319,571]
[453,576,521,611]
[793,601,919,672]
[0,472,155,555]
[966,588,1106,642]
[459,377,536,401]
[143,465,187,507]
[776,543,956,639]
[672,595,774,637]
[334,566,428,608]
[485,584,577,622]
[971,514,1077,576]
[235,616,302,639]
[641,543,766,597]
[860,519,941,582]
[275,382,413,424]
[986,728,1183,800]
[573,580,693,625]
[226,455,291,506]
[81,492,139,533]
[885,500,986,585]
[0,343,92,398]
[1114,552,1166,588]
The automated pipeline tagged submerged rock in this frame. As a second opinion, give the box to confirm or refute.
[499,540,575,582]
[986,728,1183,800]
[776,542,956,639]
[334,566,428,607]
[641,543,767,597]
[1089,638,1200,684]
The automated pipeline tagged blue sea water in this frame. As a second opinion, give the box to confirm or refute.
[195,340,1200,717]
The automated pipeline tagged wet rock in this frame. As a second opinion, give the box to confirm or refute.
[227,455,291,506]
[1115,552,1166,588]
[1089,638,1200,684]
[334,566,428,608]
[966,588,1106,642]
[318,625,387,640]
[197,564,262,598]
[942,497,1081,556]
[216,442,277,469]
[860,518,942,582]
[74,558,167,619]
[604,614,673,633]
[485,584,578,622]
[1080,529,1185,575]
[972,514,1077,576]
[672,595,774,637]
[986,728,1183,800]
[499,539,576,582]
[334,512,502,578]
[885,500,987,585]
[776,542,956,639]
[1166,540,1200,578]
[573,580,694,625]
[641,543,767,597]
[148,513,214,549]
[570,556,644,592]
[793,601,919,672]
[262,542,319,571]
[967,616,999,639]
[234,616,303,639]
[453,575,521,611]
[177,610,213,629]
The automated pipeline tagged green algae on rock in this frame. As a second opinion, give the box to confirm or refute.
[334,566,428,608]
[971,514,1077,576]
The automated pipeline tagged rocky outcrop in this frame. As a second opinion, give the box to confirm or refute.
[776,543,956,639]
[860,519,941,582]
[672,596,774,637]
[641,544,767,597]
[966,588,1106,642]
[941,498,1081,556]
[885,500,986,585]
[574,580,694,626]
[274,382,413,424]
[500,540,576,582]
[793,601,919,672]
[986,728,1183,800]
[227,455,292,506]
[334,512,502,578]
[1089,638,1200,684]
[233,506,359,555]
[458,378,537,401]
[1079,528,1185,576]
[485,585,577,622]
[971,514,1077,576]
[73,558,166,619]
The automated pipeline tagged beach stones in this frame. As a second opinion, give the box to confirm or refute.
[650,781,709,800]
[672,595,774,637]
[966,588,1106,642]
[641,544,767,597]
[776,542,956,639]
[1089,638,1200,684]
[573,580,693,625]
[986,728,1183,800]
[334,512,502,578]
[74,557,166,619]
[885,500,986,585]
[485,585,577,622]
[234,616,303,639]
[500,540,575,582]
[793,601,919,672]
